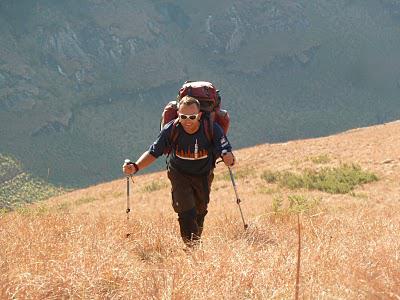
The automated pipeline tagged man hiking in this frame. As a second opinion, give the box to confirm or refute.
[123,96,235,247]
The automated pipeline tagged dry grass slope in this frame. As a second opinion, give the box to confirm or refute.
[1,121,400,299]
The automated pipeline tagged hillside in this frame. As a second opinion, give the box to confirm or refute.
[0,153,64,210]
[1,121,399,298]
[1,0,400,187]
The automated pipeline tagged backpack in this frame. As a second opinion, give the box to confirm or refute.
[160,81,230,151]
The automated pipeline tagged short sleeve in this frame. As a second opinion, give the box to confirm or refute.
[148,121,174,158]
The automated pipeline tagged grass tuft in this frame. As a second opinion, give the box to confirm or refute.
[141,180,168,193]
[74,197,98,206]
[272,195,284,213]
[216,166,256,181]
[309,154,331,164]
[272,194,321,214]
[288,194,321,214]
[260,169,278,183]
[261,164,378,194]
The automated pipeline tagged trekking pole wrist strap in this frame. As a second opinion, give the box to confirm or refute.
[230,155,235,166]
[127,161,139,173]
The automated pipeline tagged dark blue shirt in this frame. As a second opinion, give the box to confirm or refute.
[149,120,232,176]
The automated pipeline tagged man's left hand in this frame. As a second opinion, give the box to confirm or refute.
[222,151,235,167]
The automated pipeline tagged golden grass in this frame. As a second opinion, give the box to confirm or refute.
[1,121,400,299]
[1,175,399,299]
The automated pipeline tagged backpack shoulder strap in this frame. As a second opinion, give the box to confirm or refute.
[169,118,180,145]
[164,118,180,160]
[203,113,214,144]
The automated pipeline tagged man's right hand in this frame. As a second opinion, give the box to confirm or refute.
[123,161,138,176]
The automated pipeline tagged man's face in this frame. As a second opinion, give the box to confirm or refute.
[178,103,202,132]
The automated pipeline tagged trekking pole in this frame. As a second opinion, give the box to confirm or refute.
[222,150,248,230]
[228,166,248,230]
[124,159,134,238]
[295,214,301,300]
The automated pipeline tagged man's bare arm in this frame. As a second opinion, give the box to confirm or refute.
[136,151,157,171]
[123,151,157,175]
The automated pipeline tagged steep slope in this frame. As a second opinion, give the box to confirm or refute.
[1,120,399,298]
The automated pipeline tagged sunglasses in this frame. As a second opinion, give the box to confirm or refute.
[179,113,199,120]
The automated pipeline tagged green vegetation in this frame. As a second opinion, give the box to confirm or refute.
[141,180,168,193]
[0,207,8,216]
[261,164,378,194]
[258,186,279,195]
[272,194,321,214]
[309,154,331,164]
[0,154,64,211]
[0,154,22,182]
[216,167,256,181]
[349,192,369,199]
[287,195,321,214]
[56,202,71,212]
[74,197,98,206]
[272,196,284,213]
[14,203,50,216]
[260,169,279,183]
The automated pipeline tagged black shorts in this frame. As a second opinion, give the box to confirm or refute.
[167,167,214,214]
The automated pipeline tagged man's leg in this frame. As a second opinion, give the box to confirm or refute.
[177,207,200,246]
[196,210,208,237]
[167,168,199,246]
[193,170,214,238]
